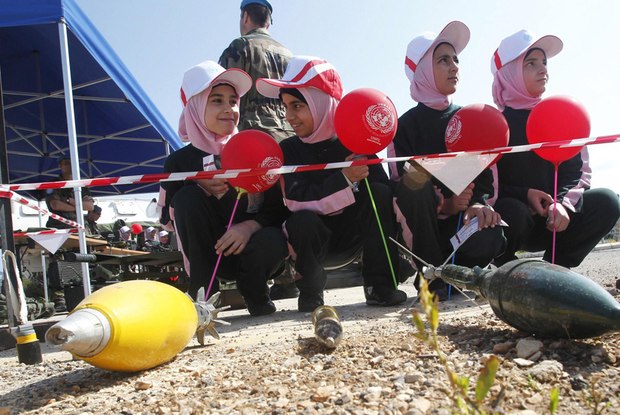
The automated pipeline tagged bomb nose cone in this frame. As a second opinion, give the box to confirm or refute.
[324,337,336,349]
[45,308,111,357]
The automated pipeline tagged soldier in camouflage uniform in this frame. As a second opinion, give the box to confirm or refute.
[218,0,293,143]
[219,0,298,299]
[45,156,94,229]
[42,156,94,311]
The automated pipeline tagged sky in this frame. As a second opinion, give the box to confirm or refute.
[76,0,619,194]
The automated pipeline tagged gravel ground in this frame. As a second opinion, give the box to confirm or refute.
[0,248,618,415]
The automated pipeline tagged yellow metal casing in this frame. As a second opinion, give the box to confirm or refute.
[72,280,197,372]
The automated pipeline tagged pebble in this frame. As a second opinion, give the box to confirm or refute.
[370,355,384,365]
[516,338,543,359]
[528,350,543,362]
[493,341,515,354]
[134,381,152,391]
[570,374,588,391]
[513,358,536,368]
[527,360,564,383]
[283,355,302,367]
[404,373,423,384]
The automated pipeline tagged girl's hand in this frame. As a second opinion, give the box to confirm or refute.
[441,183,474,215]
[197,178,230,197]
[463,204,502,229]
[342,154,369,183]
[527,188,553,216]
[545,202,570,232]
[215,220,260,256]
[434,185,445,215]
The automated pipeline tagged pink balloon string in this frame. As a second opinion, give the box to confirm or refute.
[550,164,559,264]
[204,189,246,301]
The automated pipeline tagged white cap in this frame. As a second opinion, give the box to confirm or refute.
[159,230,169,238]
[404,21,470,82]
[180,60,252,106]
[119,226,130,241]
[256,55,343,100]
[491,30,563,74]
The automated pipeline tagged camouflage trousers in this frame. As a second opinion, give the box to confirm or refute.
[0,293,55,325]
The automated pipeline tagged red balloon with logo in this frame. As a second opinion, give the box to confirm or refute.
[220,130,284,193]
[334,88,398,154]
[526,96,590,165]
[445,104,508,166]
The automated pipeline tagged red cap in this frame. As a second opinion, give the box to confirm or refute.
[256,56,343,100]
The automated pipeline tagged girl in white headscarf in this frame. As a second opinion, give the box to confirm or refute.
[491,30,620,267]
[388,22,505,300]
[159,60,287,317]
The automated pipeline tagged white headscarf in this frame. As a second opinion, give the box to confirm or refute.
[409,45,452,111]
[178,83,238,155]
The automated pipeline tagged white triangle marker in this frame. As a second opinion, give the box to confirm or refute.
[29,232,72,254]
[415,153,498,196]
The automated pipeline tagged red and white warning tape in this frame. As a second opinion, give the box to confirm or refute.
[1,134,618,193]
[0,188,85,230]
[13,228,78,238]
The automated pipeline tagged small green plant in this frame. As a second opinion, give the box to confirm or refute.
[584,375,611,415]
[549,387,559,414]
[411,278,501,414]
[526,374,541,392]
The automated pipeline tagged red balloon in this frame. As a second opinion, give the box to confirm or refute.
[131,223,143,235]
[220,130,284,193]
[334,88,398,154]
[526,96,590,164]
[445,104,509,153]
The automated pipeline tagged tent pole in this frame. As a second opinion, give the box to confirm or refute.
[0,65,21,329]
[58,18,92,298]
[0,65,16,254]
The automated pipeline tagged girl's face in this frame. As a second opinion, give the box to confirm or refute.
[282,92,314,138]
[432,42,459,95]
[523,48,548,97]
[203,84,240,135]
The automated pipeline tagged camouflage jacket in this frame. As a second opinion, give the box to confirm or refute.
[219,28,294,142]
[44,175,92,229]
[0,293,55,324]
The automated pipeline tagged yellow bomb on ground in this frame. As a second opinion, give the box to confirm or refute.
[46,280,197,372]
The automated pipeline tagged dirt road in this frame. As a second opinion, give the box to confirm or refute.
[0,248,618,414]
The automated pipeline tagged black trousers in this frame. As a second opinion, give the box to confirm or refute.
[285,181,400,295]
[172,185,288,301]
[493,188,620,268]
[394,179,506,269]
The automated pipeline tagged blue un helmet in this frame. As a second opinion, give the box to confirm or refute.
[240,0,272,13]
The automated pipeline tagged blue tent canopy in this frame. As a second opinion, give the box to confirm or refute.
[0,0,183,196]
